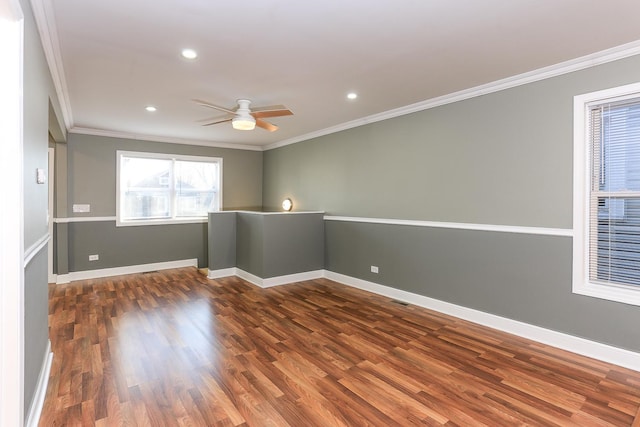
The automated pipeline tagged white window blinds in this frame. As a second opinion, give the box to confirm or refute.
[589,98,640,288]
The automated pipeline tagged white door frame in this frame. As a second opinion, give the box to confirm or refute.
[48,147,55,283]
[0,1,25,426]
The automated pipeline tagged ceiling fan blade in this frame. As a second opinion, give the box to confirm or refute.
[251,104,288,113]
[255,118,278,132]
[251,109,293,119]
[201,118,233,127]
[192,99,236,114]
[196,114,233,123]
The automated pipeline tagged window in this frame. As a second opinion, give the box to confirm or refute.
[573,82,640,306]
[117,151,222,226]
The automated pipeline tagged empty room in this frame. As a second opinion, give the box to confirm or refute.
[4,0,640,426]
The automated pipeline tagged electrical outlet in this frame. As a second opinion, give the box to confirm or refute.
[89,254,99,261]
[370,265,379,274]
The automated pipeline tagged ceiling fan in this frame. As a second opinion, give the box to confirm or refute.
[193,99,293,132]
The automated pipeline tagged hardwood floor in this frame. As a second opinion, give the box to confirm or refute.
[40,268,640,426]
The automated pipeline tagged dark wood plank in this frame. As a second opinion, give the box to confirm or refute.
[40,268,640,426]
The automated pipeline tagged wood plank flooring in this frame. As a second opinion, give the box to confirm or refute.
[40,268,640,426]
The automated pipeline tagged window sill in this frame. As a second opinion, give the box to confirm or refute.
[573,281,640,307]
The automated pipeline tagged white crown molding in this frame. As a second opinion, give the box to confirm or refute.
[266,40,640,151]
[30,0,73,130]
[69,127,263,152]
[324,216,574,237]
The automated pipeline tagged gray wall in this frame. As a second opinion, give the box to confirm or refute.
[20,0,63,417]
[263,54,640,352]
[68,221,208,271]
[230,212,325,278]
[57,134,263,272]
[208,212,237,270]
[23,249,49,416]
[236,213,265,277]
[261,213,324,278]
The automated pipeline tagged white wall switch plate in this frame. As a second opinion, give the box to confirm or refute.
[73,204,91,213]
[36,168,46,184]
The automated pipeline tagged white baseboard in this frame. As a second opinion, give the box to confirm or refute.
[235,268,264,287]
[262,270,324,288]
[56,259,198,284]
[234,269,324,288]
[55,273,68,284]
[207,267,237,279]
[25,340,53,427]
[325,271,640,372]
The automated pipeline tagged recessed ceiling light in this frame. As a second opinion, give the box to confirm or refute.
[347,92,358,100]
[181,48,198,60]
[145,106,157,112]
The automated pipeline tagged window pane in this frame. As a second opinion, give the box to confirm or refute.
[600,104,640,192]
[595,196,640,287]
[590,99,640,288]
[121,157,172,220]
[174,160,219,217]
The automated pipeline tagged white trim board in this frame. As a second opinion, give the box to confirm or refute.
[217,210,325,216]
[56,258,198,284]
[54,216,116,223]
[25,340,53,427]
[207,267,237,280]
[48,147,55,283]
[208,267,324,288]
[54,216,209,225]
[324,271,640,373]
[324,216,573,237]
[24,233,50,267]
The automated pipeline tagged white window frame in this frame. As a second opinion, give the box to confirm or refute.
[116,150,222,227]
[573,81,640,307]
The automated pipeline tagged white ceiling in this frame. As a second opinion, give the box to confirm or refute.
[37,0,640,149]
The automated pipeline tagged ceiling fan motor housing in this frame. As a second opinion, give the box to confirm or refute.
[232,100,256,129]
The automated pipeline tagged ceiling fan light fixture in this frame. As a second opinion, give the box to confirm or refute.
[232,115,256,130]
